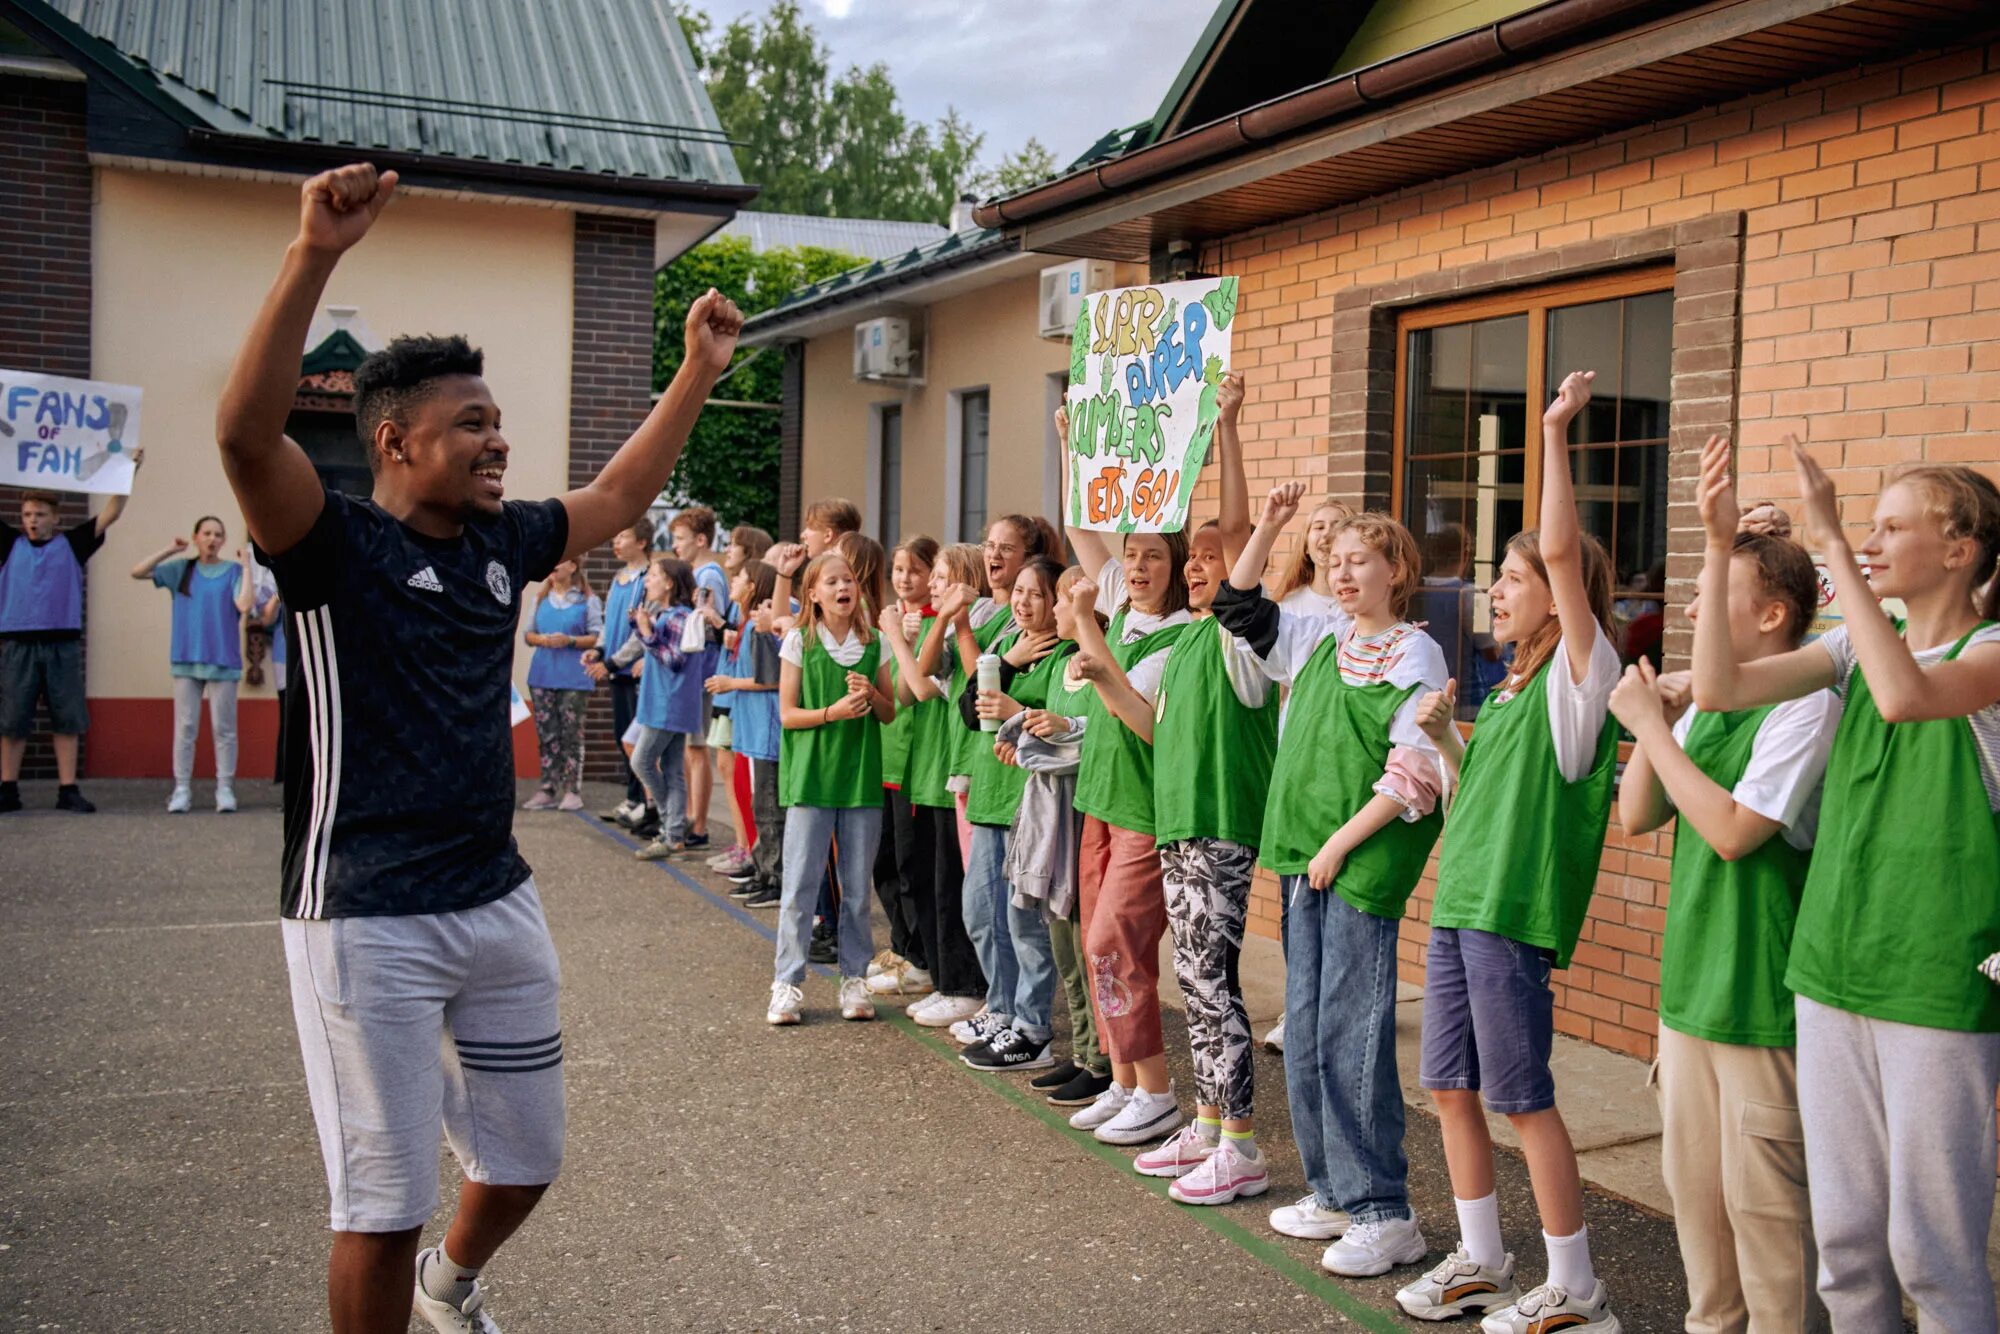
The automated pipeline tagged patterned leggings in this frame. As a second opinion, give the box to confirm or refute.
[530,687,589,795]
[1160,837,1256,1120]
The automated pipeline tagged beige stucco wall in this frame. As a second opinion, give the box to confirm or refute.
[87,168,574,700]
[800,268,1111,546]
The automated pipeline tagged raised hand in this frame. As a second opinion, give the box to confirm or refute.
[1789,434,1844,552]
[902,611,925,642]
[1071,650,1108,682]
[1544,370,1596,430]
[1216,371,1245,423]
[1067,578,1100,613]
[1053,406,1070,448]
[1654,669,1693,722]
[684,288,746,377]
[877,605,907,641]
[771,543,808,577]
[935,583,973,623]
[752,600,776,635]
[170,535,190,552]
[1697,435,1740,550]
[1259,482,1305,529]
[1414,679,1459,738]
[297,164,398,256]
[1608,660,1668,734]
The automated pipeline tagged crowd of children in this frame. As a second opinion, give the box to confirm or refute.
[576,367,2000,1334]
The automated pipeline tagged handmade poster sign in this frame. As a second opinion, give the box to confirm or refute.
[1,370,143,496]
[1064,276,1237,533]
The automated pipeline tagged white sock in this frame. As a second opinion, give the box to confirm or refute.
[1455,1193,1505,1270]
[420,1246,480,1307]
[1543,1225,1594,1293]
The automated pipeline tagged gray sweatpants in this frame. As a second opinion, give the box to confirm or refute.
[1796,994,2000,1333]
[750,758,784,889]
[172,676,237,784]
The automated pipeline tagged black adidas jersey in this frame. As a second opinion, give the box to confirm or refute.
[256,488,568,919]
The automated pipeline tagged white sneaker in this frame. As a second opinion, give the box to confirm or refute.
[166,785,191,814]
[865,950,899,979]
[412,1249,501,1333]
[1093,1086,1183,1146]
[838,977,876,1021]
[915,994,983,1028]
[1269,1192,1351,1240]
[1263,1015,1285,1051]
[766,980,803,1026]
[1479,1280,1620,1334]
[1396,1247,1521,1321]
[1067,1082,1132,1131]
[1322,1216,1428,1278]
[868,963,934,996]
[214,783,237,814]
[906,992,945,1019]
[1132,1123,1214,1178]
[950,1009,1003,1045]
[1169,1139,1271,1206]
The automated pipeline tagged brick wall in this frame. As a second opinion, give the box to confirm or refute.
[568,213,657,784]
[1191,34,2000,1060]
[0,78,94,782]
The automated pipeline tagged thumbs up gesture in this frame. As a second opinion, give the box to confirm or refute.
[1415,679,1459,739]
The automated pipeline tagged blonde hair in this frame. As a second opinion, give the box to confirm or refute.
[1330,513,1422,620]
[935,542,990,596]
[1889,464,2000,620]
[1272,499,1355,601]
[794,552,875,645]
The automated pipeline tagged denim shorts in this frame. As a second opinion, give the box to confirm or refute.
[1418,926,1558,1114]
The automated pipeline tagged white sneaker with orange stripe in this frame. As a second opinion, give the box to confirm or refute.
[1394,1246,1522,1322]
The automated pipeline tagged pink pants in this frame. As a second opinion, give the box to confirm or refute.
[1077,815,1167,1065]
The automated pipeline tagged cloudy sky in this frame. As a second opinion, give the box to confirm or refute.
[686,0,1219,172]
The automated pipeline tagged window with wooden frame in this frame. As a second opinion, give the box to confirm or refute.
[1394,267,1673,719]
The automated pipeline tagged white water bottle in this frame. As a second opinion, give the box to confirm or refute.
[977,653,1002,732]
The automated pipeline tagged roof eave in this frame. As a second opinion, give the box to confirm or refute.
[740,237,1021,346]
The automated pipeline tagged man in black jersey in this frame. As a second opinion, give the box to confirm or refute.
[215,163,741,1334]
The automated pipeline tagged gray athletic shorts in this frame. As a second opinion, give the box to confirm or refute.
[0,638,88,736]
[282,879,565,1232]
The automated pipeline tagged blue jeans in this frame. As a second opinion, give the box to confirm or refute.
[963,825,1020,1022]
[1282,874,1410,1224]
[774,805,883,985]
[630,727,687,844]
[1005,897,1056,1041]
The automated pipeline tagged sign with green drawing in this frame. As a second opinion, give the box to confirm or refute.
[1065,276,1237,533]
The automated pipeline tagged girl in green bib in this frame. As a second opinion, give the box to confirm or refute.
[1612,520,1835,1334]
[1053,405,1194,1150]
[1215,487,1449,1271]
[1692,436,2000,1333]
[865,535,938,999]
[877,543,989,1029]
[1398,372,1624,1332]
[766,551,897,1028]
[956,554,1072,1070]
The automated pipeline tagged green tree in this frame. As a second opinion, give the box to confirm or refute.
[655,235,862,532]
[971,137,1060,198]
[679,1,984,224]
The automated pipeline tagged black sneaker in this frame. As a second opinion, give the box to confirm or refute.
[728,880,761,900]
[726,863,758,883]
[684,831,711,850]
[1031,1059,1081,1092]
[745,885,781,909]
[1046,1067,1115,1106]
[964,1027,1055,1072]
[808,935,837,966]
[0,782,20,814]
[54,785,96,813]
[631,813,661,840]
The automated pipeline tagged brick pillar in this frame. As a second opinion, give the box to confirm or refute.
[0,78,93,782]
[568,214,656,784]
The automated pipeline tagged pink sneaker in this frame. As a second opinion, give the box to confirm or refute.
[557,792,584,811]
[1133,1124,1215,1179]
[1169,1139,1270,1205]
[521,790,557,811]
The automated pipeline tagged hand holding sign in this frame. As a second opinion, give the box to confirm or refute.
[2,371,144,496]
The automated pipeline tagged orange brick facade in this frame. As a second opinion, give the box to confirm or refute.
[1185,35,2000,1061]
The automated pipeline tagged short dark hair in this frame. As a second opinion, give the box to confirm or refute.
[352,335,485,469]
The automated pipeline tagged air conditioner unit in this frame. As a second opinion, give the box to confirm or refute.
[1039,260,1116,339]
[853,316,913,380]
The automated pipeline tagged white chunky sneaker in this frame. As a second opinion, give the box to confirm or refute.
[1263,1015,1286,1051]
[166,785,192,814]
[766,980,804,1026]
[915,994,983,1028]
[1269,1193,1350,1240]
[412,1248,501,1333]
[1396,1247,1522,1322]
[1093,1086,1183,1146]
[1479,1280,1620,1334]
[1132,1123,1214,1178]
[1067,1082,1132,1131]
[838,976,876,1021]
[214,783,237,814]
[865,949,899,979]
[949,1009,1004,1045]
[906,992,945,1020]
[868,963,934,996]
[1168,1139,1270,1206]
[1322,1216,1428,1277]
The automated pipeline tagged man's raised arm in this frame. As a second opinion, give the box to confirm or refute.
[216,164,398,556]
[557,290,744,562]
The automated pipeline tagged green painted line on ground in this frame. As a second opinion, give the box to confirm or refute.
[570,810,1409,1331]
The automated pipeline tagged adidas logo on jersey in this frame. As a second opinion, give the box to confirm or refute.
[407,566,444,592]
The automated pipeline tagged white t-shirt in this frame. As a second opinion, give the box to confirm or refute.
[1669,692,1842,850]
[779,624,868,668]
[1490,627,1622,783]
[1819,621,2000,810]
[1095,557,1192,705]
[1279,585,1341,622]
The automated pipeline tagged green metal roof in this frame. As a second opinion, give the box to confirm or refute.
[29,0,741,185]
[740,226,1013,339]
[1332,0,1548,74]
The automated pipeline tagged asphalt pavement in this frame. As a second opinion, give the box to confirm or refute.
[0,780,1698,1332]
